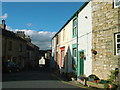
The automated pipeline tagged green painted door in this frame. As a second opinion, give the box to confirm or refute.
[78,50,85,76]
[80,58,84,75]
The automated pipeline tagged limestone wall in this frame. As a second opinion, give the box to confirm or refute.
[92,0,119,80]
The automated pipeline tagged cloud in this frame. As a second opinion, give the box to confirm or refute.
[6,26,13,31]
[14,29,56,50]
[1,13,8,20]
[27,23,32,27]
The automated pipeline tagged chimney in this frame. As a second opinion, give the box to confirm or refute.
[17,31,25,39]
[2,20,6,29]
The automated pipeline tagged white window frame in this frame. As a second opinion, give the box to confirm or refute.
[73,18,77,36]
[115,33,120,55]
[114,0,120,8]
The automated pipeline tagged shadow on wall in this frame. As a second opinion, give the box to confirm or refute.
[50,46,76,75]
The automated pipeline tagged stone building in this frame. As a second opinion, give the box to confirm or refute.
[26,42,39,69]
[91,0,120,86]
[16,31,40,68]
[1,20,27,69]
[1,20,40,69]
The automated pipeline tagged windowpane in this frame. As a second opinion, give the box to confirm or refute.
[8,41,12,51]
[73,48,77,57]
[117,39,120,43]
[63,29,65,41]
[61,51,64,59]
[73,18,77,36]
[117,48,120,54]
[114,0,120,8]
[115,0,120,6]
[61,50,65,68]
[117,35,120,38]
[75,27,77,35]
[73,19,77,26]
[73,27,77,36]
[117,44,120,48]
[19,44,22,52]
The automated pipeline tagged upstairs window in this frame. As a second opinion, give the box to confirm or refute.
[19,44,22,52]
[63,29,65,41]
[73,17,78,37]
[114,0,120,8]
[115,33,120,55]
[8,41,12,51]
[56,35,59,44]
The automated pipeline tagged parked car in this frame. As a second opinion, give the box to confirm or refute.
[2,62,20,73]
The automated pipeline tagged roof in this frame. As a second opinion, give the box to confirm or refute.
[1,21,40,50]
[52,0,90,39]
[2,29,27,42]
[27,42,39,49]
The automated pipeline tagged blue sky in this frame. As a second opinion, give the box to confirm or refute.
[2,2,85,49]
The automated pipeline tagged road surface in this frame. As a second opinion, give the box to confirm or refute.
[2,67,87,89]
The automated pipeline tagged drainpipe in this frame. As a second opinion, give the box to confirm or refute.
[76,13,79,77]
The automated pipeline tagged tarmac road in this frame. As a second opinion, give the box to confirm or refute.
[2,67,87,89]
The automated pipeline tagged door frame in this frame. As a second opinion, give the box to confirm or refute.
[60,47,65,68]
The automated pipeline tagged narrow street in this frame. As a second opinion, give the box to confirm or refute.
[2,67,87,89]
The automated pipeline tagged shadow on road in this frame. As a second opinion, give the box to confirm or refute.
[2,66,58,82]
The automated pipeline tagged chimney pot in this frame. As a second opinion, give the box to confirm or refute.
[2,20,6,29]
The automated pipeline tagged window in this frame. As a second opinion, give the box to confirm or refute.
[73,48,77,58]
[63,29,65,41]
[7,55,11,62]
[8,41,12,51]
[19,44,22,52]
[60,47,65,68]
[72,44,77,70]
[73,18,78,37]
[115,33,120,55]
[72,47,77,70]
[114,0,120,8]
[61,50,65,67]
[56,35,59,44]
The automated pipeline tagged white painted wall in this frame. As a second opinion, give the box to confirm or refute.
[78,1,92,77]
[65,20,73,73]
[59,20,73,73]
[52,1,92,76]
[51,37,56,68]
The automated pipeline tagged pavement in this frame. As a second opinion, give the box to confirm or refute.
[51,70,104,90]
[51,70,89,89]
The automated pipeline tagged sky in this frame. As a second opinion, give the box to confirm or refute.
[1,2,85,50]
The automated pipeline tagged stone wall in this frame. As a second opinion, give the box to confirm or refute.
[118,5,120,90]
[92,0,119,80]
